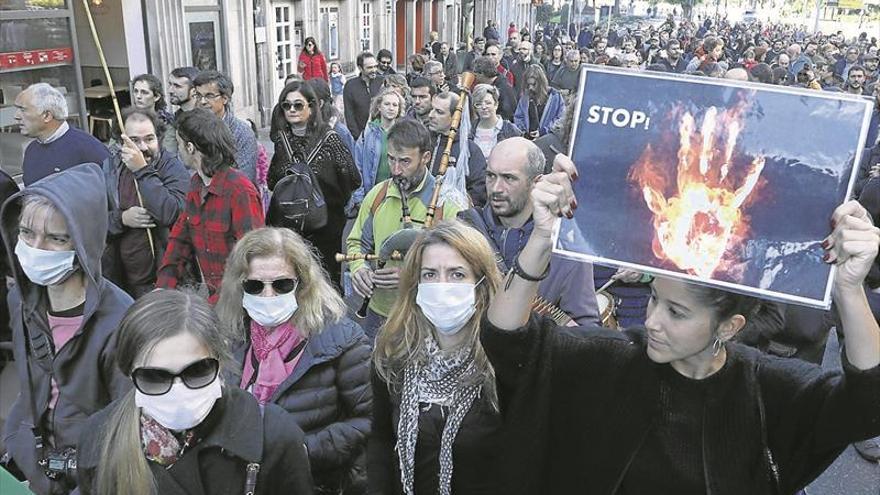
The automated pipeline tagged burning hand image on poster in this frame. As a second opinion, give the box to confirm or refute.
[554,68,874,308]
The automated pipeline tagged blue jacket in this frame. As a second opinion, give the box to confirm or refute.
[351,121,386,209]
[514,89,565,137]
[335,121,356,155]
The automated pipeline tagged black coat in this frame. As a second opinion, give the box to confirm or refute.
[343,76,384,140]
[482,316,880,495]
[232,317,372,492]
[367,370,504,495]
[76,387,314,495]
[492,77,518,122]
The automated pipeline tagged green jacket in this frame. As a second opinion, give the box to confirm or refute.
[346,170,462,316]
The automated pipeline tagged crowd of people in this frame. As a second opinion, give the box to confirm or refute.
[1,11,879,495]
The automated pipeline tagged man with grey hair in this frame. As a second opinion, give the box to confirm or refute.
[15,83,109,185]
[423,60,457,94]
[458,137,600,326]
[550,49,582,94]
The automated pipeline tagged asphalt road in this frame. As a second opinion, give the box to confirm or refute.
[806,330,880,494]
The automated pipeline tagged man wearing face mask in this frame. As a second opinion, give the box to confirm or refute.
[458,138,599,327]
[347,119,462,340]
[102,107,190,298]
[0,164,134,494]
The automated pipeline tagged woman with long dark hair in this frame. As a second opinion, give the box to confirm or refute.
[268,81,361,292]
[483,155,880,494]
[543,44,565,81]
[75,289,314,494]
[298,36,328,82]
[513,64,564,140]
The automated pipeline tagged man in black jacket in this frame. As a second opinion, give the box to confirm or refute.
[473,56,517,121]
[344,51,384,139]
[103,107,190,298]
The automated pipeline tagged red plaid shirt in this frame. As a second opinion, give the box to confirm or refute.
[156,167,264,300]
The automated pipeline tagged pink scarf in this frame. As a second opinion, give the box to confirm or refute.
[240,320,306,404]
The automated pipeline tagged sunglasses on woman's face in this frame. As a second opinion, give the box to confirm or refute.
[242,278,298,295]
[281,100,307,112]
[131,357,219,396]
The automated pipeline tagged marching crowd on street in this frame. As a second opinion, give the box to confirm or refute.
[2,11,880,495]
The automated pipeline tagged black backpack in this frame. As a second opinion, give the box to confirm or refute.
[266,130,330,233]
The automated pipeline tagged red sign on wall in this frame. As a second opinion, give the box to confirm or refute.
[0,47,74,70]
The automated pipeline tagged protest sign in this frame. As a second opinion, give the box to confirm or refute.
[554,66,874,308]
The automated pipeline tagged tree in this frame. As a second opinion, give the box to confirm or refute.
[665,0,705,18]
[536,3,555,25]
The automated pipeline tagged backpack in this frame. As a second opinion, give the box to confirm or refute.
[266,131,331,233]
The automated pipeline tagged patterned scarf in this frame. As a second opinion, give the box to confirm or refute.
[396,336,482,495]
[140,414,195,466]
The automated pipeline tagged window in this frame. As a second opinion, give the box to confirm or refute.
[360,1,372,52]
[319,7,338,60]
[275,5,293,78]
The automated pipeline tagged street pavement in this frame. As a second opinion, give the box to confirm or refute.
[807,330,880,494]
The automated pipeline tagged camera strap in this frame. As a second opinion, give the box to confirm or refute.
[20,311,55,457]
[243,404,265,495]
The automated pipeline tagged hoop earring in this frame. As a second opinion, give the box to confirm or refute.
[712,338,723,357]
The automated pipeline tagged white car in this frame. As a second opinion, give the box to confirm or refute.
[742,10,758,23]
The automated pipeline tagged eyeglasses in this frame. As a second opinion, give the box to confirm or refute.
[131,357,219,396]
[281,100,308,112]
[242,278,298,295]
[194,92,222,101]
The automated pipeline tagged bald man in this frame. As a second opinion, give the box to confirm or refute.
[458,138,600,326]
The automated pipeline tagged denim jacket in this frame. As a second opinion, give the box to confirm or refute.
[350,121,386,211]
[514,88,565,137]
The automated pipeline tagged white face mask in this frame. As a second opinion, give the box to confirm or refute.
[14,241,76,286]
[242,291,299,328]
[416,280,481,336]
[135,377,222,431]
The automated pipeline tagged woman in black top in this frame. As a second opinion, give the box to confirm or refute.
[482,156,880,494]
[268,81,361,292]
[76,290,313,494]
[369,221,504,494]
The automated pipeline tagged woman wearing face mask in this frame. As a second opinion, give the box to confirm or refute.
[0,164,133,495]
[351,89,408,215]
[482,156,880,494]
[75,289,314,494]
[216,227,371,494]
[469,84,523,160]
[369,221,503,495]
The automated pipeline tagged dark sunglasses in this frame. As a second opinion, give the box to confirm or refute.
[281,100,308,112]
[131,357,219,396]
[242,278,298,295]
